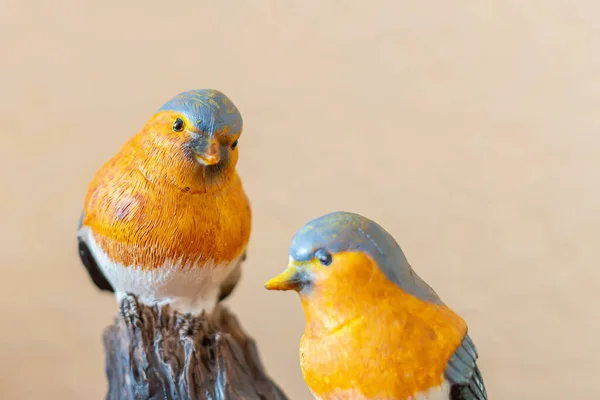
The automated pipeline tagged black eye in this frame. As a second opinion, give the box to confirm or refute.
[173,118,184,132]
[231,140,238,150]
[314,248,332,266]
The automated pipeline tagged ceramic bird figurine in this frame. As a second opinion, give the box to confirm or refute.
[77,89,252,314]
[265,211,486,400]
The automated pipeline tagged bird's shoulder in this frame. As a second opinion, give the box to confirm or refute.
[83,158,153,230]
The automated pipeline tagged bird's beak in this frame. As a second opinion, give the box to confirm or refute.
[193,138,221,166]
[264,262,310,292]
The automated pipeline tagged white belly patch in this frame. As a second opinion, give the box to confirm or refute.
[79,226,241,314]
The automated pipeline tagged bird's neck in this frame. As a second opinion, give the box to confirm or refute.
[296,256,396,336]
[300,298,363,337]
[297,262,466,339]
[130,133,235,194]
[298,283,396,337]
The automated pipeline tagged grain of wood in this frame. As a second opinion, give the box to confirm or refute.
[103,294,288,400]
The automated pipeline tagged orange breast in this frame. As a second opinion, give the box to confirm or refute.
[82,134,252,270]
[298,253,467,399]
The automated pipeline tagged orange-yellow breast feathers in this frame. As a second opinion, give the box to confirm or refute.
[299,251,467,399]
[82,112,251,270]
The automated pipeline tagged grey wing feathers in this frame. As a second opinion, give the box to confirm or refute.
[77,211,114,293]
[446,333,487,400]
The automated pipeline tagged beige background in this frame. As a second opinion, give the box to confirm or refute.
[1,1,599,399]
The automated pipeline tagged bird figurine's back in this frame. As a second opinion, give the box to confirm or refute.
[77,89,252,314]
[265,211,486,400]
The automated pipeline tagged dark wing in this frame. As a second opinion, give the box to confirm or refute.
[217,251,246,302]
[77,211,114,293]
[445,333,487,400]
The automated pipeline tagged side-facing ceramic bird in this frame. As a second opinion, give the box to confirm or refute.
[77,89,252,314]
[265,211,486,400]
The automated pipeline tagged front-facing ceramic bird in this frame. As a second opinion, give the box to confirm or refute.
[77,89,252,314]
[265,211,486,400]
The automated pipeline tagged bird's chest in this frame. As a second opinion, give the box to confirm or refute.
[90,181,251,269]
[299,318,452,400]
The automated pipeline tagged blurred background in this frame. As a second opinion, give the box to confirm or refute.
[1,1,599,399]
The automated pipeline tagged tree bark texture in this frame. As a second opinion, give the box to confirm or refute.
[103,294,289,400]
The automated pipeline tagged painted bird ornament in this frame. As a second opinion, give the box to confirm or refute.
[265,211,487,400]
[77,89,252,314]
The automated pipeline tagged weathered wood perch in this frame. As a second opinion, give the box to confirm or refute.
[103,294,289,400]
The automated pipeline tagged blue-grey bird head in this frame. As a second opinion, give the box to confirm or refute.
[156,89,243,170]
[287,211,444,304]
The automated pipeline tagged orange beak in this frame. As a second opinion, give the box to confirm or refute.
[195,139,220,166]
[265,262,311,292]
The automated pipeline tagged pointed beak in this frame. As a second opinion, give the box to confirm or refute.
[193,139,221,166]
[265,263,310,292]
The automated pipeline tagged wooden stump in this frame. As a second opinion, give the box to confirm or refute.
[103,294,289,400]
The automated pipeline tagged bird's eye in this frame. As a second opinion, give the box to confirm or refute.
[231,140,239,150]
[314,248,332,266]
[173,118,184,132]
